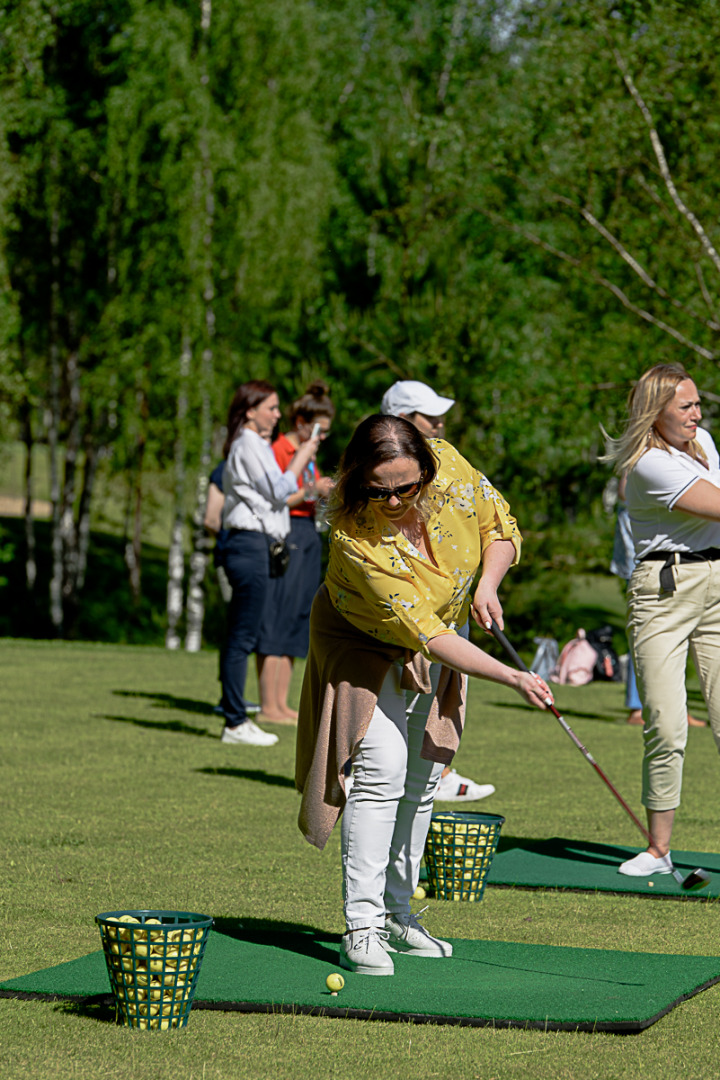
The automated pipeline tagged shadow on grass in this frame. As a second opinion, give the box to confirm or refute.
[495,835,634,867]
[212,917,340,964]
[53,994,118,1024]
[195,766,295,788]
[488,700,626,723]
[114,690,216,716]
[99,714,215,738]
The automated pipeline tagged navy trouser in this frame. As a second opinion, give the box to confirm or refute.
[220,530,270,727]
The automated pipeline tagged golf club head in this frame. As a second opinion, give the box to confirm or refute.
[681,867,712,891]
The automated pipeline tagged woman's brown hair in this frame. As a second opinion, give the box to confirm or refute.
[287,379,335,426]
[328,414,438,523]
[222,380,276,458]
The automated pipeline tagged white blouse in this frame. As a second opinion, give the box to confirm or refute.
[222,428,298,540]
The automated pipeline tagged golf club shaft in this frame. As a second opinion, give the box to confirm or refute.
[490,620,654,849]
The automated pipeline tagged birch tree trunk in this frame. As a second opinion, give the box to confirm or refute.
[75,436,99,592]
[124,388,148,606]
[166,332,191,649]
[185,0,215,653]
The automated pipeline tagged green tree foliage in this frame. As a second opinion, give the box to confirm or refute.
[2,0,720,646]
[482,0,720,404]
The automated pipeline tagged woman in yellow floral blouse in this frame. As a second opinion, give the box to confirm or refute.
[295,415,551,976]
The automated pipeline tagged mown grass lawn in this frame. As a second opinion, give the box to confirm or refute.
[1,639,719,1080]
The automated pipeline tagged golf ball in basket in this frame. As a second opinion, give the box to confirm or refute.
[326,973,345,993]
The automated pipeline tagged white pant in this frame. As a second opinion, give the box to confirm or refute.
[341,663,444,931]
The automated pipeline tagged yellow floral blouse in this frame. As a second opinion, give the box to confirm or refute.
[326,438,521,658]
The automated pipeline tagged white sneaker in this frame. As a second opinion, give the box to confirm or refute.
[618,851,673,877]
[340,928,394,976]
[221,720,278,747]
[435,769,495,802]
[384,910,452,957]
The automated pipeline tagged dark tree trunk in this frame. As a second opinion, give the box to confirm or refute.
[20,395,37,592]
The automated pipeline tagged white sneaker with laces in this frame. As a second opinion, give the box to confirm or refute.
[435,769,495,802]
[340,928,394,975]
[618,851,673,877]
[384,909,453,957]
[221,720,278,747]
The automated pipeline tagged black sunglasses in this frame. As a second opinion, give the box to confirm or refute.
[361,478,423,503]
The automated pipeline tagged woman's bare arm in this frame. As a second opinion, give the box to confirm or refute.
[427,632,551,710]
[674,479,720,521]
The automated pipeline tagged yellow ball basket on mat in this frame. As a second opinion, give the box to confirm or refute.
[424,811,505,901]
[96,909,212,1030]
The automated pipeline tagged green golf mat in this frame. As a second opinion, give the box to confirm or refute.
[2,924,719,1033]
[479,838,720,897]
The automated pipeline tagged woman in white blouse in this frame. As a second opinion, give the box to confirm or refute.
[604,363,720,876]
[219,381,319,747]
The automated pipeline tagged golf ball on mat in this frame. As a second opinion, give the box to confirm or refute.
[413,886,426,900]
[326,973,345,994]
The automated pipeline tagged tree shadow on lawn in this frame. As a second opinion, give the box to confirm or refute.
[195,766,295,789]
[100,714,215,737]
[114,690,217,715]
[212,916,340,964]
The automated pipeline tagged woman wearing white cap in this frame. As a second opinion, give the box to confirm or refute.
[381,379,507,802]
[381,380,455,439]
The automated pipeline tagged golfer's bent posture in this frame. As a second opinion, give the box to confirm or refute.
[295,415,551,975]
[604,363,720,877]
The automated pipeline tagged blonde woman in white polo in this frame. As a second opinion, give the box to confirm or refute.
[604,363,720,877]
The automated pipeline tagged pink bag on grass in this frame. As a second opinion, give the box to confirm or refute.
[550,629,598,686]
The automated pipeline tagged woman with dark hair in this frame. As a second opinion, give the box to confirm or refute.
[256,380,336,722]
[295,415,552,975]
[219,380,320,746]
[603,363,720,877]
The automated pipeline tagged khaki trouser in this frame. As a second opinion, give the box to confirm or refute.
[627,558,720,811]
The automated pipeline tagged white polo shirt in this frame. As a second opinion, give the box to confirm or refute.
[626,427,720,559]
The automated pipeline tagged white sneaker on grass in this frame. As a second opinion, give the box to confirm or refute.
[384,910,452,957]
[618,851,673,877]
[435,769,495,802]
[340,928,394,975]
[221,720,278,747]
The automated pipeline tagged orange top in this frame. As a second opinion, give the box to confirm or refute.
[272,431,320,518]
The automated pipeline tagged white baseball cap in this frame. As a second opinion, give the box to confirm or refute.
[381,380,455,418]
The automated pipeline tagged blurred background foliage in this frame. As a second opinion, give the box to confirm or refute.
[1,0,719,649]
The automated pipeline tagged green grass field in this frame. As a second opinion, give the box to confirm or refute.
[1,639,719,1079]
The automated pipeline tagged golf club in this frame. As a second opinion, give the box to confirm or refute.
[490,619,711,892]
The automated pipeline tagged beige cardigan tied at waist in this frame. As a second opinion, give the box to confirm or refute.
[295,585,465,850]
